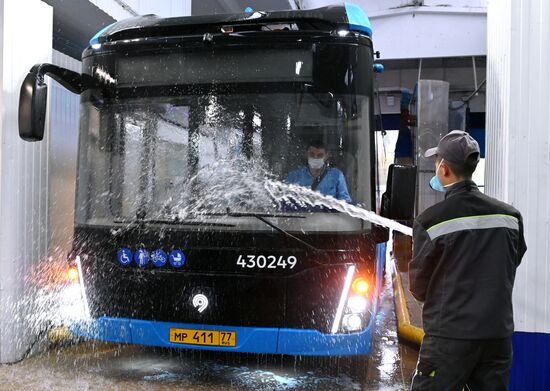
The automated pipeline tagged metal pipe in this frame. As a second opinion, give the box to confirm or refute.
[376,87,486,94]
[463,79,487,103]
[392,259,424,346]
[112,0,138,16]
[47,326,72,345]
[472,56,478,91]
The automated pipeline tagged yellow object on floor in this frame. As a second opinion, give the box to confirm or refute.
[392,262,425,346]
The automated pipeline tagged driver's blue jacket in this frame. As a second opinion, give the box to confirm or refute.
[286,166,352,203]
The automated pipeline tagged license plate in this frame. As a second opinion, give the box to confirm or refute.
[169,328,236,347]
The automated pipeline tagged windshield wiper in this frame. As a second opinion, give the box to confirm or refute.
[204,211,306,219]
[114,217,236,227]
[203,209,326,255]
[147,218,236,227]
[248,214,321,253]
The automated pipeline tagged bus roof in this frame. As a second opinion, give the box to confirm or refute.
[89,3,372,47]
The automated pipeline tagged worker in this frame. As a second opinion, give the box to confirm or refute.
[286,139,352,203]
[409,130,526,391]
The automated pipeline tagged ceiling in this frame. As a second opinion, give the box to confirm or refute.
[192,0,298,15]
[42,0,116,60]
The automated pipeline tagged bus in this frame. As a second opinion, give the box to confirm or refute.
[18,3,411,361]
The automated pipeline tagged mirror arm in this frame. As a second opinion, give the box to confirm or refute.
[31,63,94,94]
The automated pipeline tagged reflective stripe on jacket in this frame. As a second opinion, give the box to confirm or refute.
[410,180,527,339]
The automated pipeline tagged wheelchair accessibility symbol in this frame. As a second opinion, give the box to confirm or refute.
[117,248,133,266]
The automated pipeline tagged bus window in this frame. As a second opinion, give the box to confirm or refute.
[76,92,372,233]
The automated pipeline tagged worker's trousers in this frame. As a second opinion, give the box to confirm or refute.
[410,335,513,391]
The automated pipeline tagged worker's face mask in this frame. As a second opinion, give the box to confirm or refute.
[430,159,446,192]
[430,159,459,192]
[308,157,325,170]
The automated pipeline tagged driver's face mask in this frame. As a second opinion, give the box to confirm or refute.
[308,157,325,170]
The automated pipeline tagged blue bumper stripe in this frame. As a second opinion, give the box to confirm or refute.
[71,317,374,356]
[71,317,132,343]
[279,324,373,356]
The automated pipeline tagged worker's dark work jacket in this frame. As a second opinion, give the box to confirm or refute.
[410,180,527,339]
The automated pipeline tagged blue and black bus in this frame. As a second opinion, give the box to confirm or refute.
[18,3,410,363]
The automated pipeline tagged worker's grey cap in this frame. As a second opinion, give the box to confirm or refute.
[424,130,480,165]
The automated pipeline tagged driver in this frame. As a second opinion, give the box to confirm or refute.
[287,140,352,203]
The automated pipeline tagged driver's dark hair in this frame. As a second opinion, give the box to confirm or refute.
[307,139,327,150]
[445,153,480,178]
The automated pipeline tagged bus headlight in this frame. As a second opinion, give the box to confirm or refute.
[342,314,362,331]
[331,266,372,334]
[347,295,368,313]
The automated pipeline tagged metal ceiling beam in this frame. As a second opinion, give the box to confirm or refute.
[42,0,116,60]
[112,0,138,16]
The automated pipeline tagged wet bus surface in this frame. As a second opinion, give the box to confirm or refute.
[0,268,419,390]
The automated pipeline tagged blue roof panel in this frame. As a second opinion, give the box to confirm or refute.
[345,3,373,37]
[89,22,117,46]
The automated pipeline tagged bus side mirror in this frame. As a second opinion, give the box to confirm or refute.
[19,63,94,142]
[19,68,47,141]
[381,164,417,221]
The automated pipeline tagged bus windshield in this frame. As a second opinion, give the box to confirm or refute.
[76,47,374,233]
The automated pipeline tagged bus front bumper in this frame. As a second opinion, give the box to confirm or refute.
[70,317,374,356]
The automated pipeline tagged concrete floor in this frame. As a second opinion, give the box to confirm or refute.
[0,268,419,391]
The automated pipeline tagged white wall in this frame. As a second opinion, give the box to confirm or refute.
[302,0,487,60]
[89,0,192,20]
[0,0,53,363]
[422,0,486,7]
[48,51,81,264]
[302,0,486,13]
[370,10,486,60]
[486,0,550,333]
[124,0,191,16]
